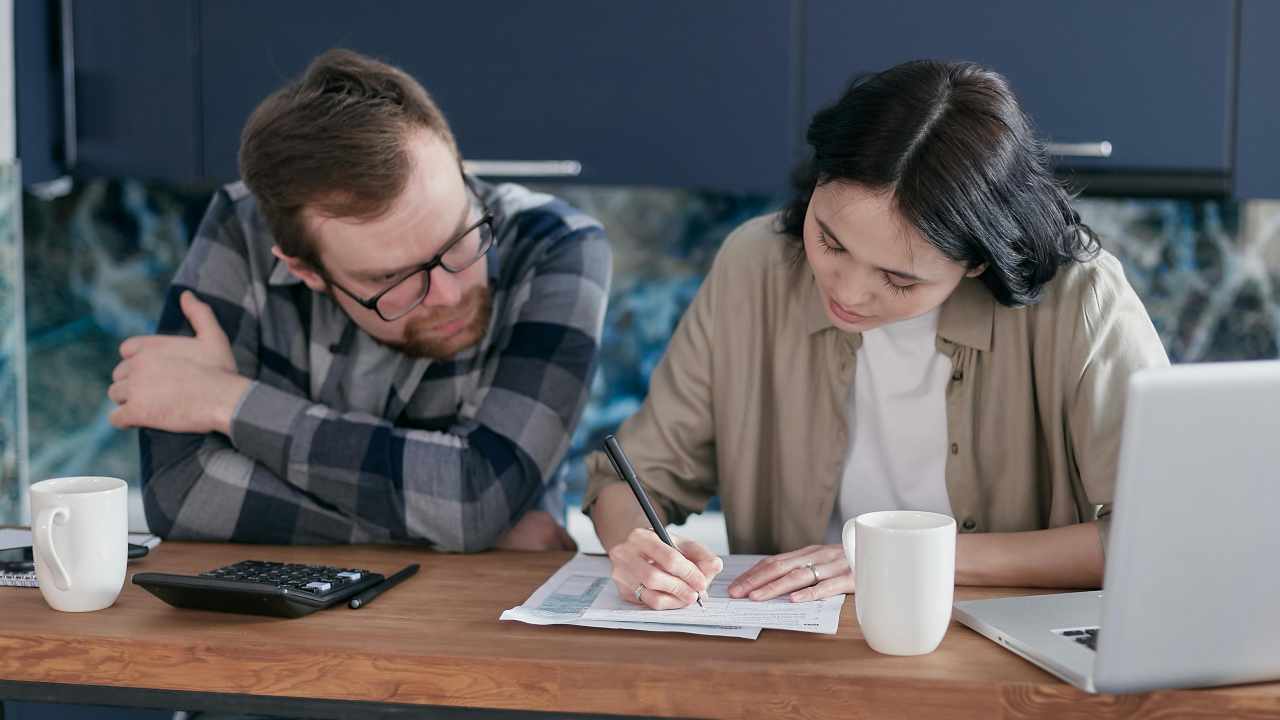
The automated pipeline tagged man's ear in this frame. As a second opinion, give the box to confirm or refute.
[965,262,989,278]
[271,246,328,293]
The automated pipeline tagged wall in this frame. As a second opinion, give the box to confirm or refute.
[7,180,1280,527]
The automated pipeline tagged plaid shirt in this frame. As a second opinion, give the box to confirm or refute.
[140,179,611,551]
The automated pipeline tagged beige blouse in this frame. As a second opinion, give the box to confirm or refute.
[584,214,1169,554]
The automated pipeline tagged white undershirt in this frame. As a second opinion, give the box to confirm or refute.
[824,308,954,543]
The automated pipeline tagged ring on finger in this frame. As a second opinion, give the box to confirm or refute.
[804,561,821,585]
[634,583,646,602]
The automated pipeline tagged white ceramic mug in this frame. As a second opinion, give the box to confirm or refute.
[842,510,956,656]
[29,476,128,612]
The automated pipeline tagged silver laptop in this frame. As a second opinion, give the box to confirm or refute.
[954,360,1280,694]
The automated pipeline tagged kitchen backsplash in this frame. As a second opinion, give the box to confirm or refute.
[3,177,1279,525]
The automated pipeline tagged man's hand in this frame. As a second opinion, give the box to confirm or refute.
[494,510,577,551]
[108,291,251,435]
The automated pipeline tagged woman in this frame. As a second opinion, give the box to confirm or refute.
[585,60,1169,610]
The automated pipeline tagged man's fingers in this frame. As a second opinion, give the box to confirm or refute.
[107,380,128,405]
[180,291,227,341]
[107,405,133,429]
[557,524,578,551]
[112,361,130,382]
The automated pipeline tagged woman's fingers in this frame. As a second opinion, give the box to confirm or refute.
[727,545,847,599]
[674,536,724,584]
[608,529,704,609]
[789,573,856,603]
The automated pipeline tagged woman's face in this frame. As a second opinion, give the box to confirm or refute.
[803,182,981,333]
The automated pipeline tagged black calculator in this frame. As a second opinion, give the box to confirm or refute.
[132,560,385,618]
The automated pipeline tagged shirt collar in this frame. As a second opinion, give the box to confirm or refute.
[268,258,302,286]
[803,269,993,352]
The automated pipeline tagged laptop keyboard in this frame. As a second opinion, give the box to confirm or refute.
[1058,627,1100,651]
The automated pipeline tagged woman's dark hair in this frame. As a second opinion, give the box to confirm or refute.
[778,60,1098,306]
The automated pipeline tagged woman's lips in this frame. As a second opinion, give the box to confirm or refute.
[828,298,873,324]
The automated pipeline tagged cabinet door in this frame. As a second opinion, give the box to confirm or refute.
[200,1,796,192]
[1234,0,1280,198]
[70,0,202,181]
[14,0,63,184]
[804,0,1234,174]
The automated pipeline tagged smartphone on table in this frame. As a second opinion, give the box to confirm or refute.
[0,543,149,572]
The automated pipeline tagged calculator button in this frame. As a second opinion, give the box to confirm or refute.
[303,581,333,594]
[336,571,362,582]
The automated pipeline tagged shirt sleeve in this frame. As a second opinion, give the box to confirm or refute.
[141,194,612,551]
[581,235,725,525]
[1065,253,1171,549]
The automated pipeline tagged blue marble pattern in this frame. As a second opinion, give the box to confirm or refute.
[4,179,1279,525]
[0,163,25,522]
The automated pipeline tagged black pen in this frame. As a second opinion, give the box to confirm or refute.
[349,563,419,609]
[603,434,706,609]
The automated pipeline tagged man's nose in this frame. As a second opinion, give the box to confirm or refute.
[421,266,463,307]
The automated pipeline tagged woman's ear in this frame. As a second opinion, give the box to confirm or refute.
[965,262,989,278]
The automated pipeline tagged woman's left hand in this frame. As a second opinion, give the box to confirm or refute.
[727,545,853,602]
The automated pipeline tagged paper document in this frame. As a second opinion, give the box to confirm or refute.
[582,554,845,634]
[501,553,845,638]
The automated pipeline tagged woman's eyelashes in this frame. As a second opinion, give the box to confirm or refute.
[815,230,844,255]
[880,272,916,296]
[817,230,917,296]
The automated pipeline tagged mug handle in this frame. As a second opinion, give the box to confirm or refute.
[841,517,858,572]
[36,506,72,591]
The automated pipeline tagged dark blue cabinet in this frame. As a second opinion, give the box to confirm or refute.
[1234,0,1280,198]
[69,0,201,181]
[804,0,1235,176]
[14,0,63,184]
[199,0,797,192]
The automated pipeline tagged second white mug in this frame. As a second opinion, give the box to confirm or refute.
[842,510,956,656]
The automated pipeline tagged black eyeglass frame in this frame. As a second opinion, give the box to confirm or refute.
[325,177,495,322]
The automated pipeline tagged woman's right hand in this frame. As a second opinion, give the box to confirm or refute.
[607,528,724,610]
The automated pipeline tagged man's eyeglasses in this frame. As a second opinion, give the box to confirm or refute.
[326,181,495,322]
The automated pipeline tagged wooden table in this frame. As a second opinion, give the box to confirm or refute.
[1,542,1277,719]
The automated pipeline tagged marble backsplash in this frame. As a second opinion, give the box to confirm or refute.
[2,178,1279,526]
[0,162,27,522]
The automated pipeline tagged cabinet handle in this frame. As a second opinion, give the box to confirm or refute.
[462,160,583,178]
[1045,141,1112,159]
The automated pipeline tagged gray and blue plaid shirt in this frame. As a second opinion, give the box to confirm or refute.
[140,179,611,551]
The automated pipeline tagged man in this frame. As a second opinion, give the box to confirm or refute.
[107,49,611,551]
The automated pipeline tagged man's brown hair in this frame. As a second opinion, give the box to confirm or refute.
[239,48,458,268]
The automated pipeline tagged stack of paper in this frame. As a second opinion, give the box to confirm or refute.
[501,553,845,640]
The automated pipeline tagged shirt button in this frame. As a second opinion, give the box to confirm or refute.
[951,368,964,382]
[962,519,977,532]
[950,443,959,455]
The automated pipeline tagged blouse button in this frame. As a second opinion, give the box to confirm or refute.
[950,443,959,455]
[962,519,977,532]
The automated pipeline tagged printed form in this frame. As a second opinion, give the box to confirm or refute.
[501,553,845,639]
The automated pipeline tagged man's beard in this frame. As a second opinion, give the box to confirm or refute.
[390,285,493,360]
